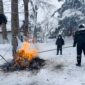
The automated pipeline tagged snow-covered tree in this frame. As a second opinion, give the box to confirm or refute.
[57,0,85,36]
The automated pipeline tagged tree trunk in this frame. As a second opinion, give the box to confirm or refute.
[0,0,8,41]
[34,4,38,42]
[11,0,19,58]
[23,0,29,36]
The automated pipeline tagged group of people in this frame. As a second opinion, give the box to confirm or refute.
[55,24,85,67]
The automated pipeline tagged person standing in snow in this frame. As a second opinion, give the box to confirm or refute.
[73,24,85,66]
[56,35,64,55]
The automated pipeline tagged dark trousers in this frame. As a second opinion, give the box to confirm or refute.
[57,46,62,55]
[76,45,85,64]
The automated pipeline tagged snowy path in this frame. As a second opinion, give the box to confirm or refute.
[0,37,85,85]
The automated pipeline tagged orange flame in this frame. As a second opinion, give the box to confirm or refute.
[17,41,38,61]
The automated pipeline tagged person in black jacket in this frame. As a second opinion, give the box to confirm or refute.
[56,35,64,55]
[73,24,85,66]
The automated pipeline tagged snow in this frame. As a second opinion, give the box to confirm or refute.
[2,0,64,31]
[0,37,85,85]
[60,9,84,20]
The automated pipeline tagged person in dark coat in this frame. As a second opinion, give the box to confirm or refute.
[73,24,85,66]
[56,35,64,55]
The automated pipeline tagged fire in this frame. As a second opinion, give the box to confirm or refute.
[1,38,45,71]
[17,40,38,62]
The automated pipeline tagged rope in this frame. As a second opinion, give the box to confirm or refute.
[0,54,10,64]
[0,45,73,64]
[39,46,73,53]
[0,46,11,64]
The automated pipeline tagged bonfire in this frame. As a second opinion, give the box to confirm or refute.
[1,37,45,72]
[14,38,38,68]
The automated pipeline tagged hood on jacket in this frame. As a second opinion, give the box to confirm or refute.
[78,24,85,31]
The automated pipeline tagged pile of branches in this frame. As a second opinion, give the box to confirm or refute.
[1,57,45,72]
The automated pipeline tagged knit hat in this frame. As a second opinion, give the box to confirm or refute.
[79,24,85,28]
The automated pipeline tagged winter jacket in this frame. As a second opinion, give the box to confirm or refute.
[73,29,85,47]
[56,37,64,47]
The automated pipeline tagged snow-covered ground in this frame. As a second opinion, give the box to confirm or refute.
[0,37,85,85]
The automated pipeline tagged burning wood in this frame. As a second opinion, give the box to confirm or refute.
[1,57,45,72]
[1,38,45,72]
[18,38,38,61]
[13,38,39,67]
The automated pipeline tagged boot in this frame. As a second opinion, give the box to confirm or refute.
[60,51,62,55]
[76,63,81,66]
[76,55,81,67]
